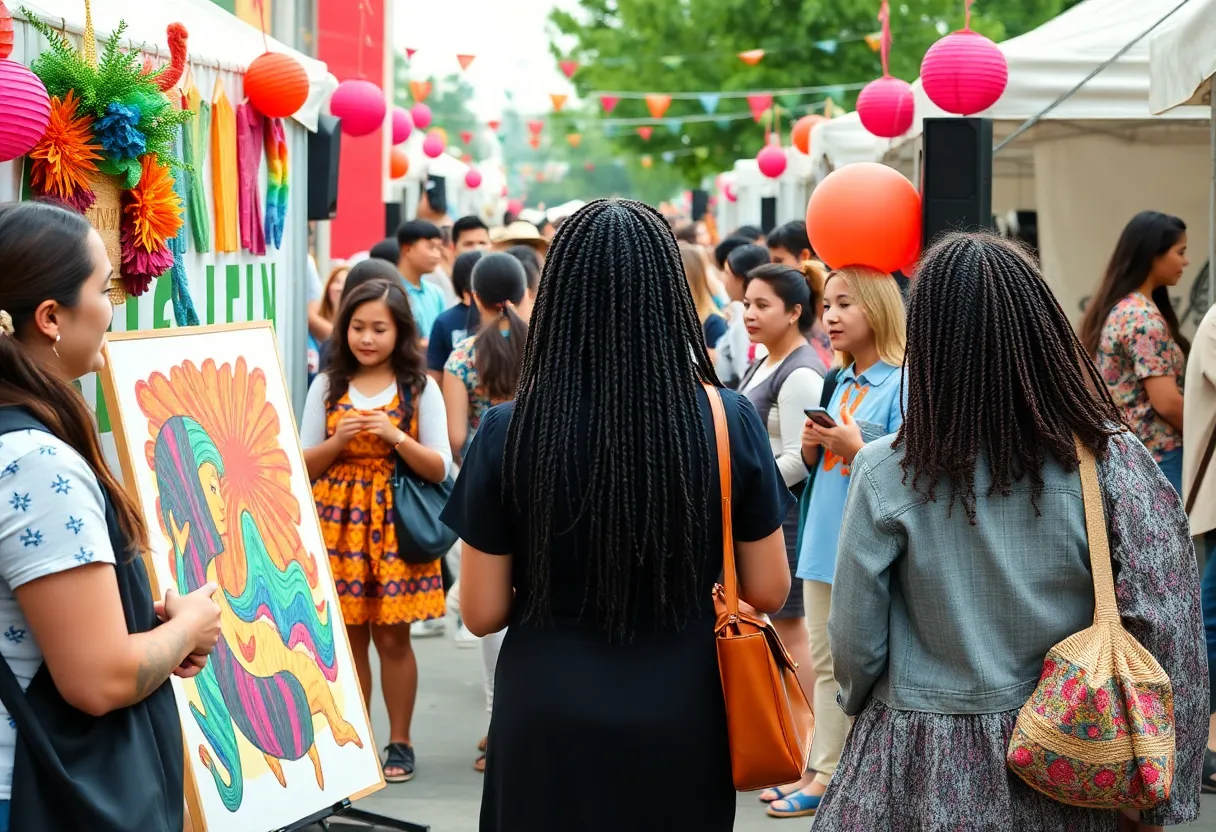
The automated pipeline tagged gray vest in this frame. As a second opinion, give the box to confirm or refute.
[738,343,827,427]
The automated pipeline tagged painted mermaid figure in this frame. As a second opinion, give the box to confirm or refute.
[154,416,363,812]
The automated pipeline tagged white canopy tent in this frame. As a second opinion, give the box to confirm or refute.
[879,0,1211,329]
[1150,0,1216,308]
[726,148,813,232]
[808,112,896,181]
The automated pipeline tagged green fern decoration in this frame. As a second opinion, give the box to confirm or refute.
[23,10,94,101]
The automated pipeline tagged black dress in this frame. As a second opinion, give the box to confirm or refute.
[441,386,794,832]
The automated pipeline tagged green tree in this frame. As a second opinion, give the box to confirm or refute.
[550,0,1075,185]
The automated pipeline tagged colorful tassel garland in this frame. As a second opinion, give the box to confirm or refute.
[264,117,288,250]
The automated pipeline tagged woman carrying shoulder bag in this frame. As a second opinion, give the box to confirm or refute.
[0,201,221,831]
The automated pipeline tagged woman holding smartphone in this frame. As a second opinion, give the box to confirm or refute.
[795,266,907,816]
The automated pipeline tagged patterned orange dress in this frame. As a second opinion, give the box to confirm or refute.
[312,389,446,627]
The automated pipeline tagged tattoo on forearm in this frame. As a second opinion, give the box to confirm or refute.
[134,626,189,700]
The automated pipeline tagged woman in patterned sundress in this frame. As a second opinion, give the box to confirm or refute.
[1078,211,1190,493]
[301,270,452,784]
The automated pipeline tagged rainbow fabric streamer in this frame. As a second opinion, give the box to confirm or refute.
[264,118,288,250]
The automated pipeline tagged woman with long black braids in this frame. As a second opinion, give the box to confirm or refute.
[812,233,1206,832]
[441,200,793,830]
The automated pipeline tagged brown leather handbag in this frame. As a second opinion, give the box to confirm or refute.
[705,384,815,791]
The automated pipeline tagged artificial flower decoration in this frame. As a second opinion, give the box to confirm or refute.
[94,101,146,184]
[120,153,182,294]
[28,90,104,213]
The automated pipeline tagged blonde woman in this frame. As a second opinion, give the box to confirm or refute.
[778,267,906,818]
[680,243,729,360]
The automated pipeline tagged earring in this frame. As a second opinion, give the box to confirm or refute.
[52,333,60,359]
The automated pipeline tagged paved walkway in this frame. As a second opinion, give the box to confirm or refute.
[350,622,1216,831]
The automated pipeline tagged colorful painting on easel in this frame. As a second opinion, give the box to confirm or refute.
[100,323,383,832]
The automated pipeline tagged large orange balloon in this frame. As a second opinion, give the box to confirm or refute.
[390,146,409,179]
[791,114,826,155]
[806,163,921,273]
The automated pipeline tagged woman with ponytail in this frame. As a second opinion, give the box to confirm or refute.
[0,201,221,831]
[736,261,828,818]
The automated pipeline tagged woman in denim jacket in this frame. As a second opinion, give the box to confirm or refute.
[813,233,1207,832]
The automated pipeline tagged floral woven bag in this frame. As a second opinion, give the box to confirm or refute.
[1006,439,1174,809]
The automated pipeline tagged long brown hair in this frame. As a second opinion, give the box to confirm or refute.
[317,263,349,321]
[0,202,148,551]
[679,242,717,322]
[324,277,427,416]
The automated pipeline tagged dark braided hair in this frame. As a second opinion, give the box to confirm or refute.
[895,232,1124,523]
[504,199,721,639]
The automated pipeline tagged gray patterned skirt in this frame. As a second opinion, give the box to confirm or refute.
[811,699,1121,832]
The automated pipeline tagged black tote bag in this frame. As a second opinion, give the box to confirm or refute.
[389,384,457,564]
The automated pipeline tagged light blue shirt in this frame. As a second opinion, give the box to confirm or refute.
[796,359,905,584]
[404,278,448,339]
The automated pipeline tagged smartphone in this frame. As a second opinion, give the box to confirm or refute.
[804,408,837,429]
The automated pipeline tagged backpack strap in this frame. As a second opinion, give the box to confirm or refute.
[794,367,842,555]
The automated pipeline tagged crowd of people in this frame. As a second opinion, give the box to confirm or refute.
[0,193,1212,832]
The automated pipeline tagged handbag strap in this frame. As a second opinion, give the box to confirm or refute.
[704,384,738,618]
[1184,421,1216,516]
[1076,437,1118,626]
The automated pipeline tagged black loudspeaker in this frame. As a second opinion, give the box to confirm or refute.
[760,197,777,235]
[691,189,709,221]
[424,174,447,216]
[385,202,403,238]
[307,114,341,221]
[921,117,993,247]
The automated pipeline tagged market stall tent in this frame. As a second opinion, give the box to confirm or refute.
[728,147,813,232]
[882,0,1210,331]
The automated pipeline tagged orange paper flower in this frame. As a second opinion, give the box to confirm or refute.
[29,91,103,211]
[124,154,183,253]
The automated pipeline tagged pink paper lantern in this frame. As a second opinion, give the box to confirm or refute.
[391,106,414,145]
[329,79,386,137]
[856,75,914,139]
[921,29,1008,116]
[422,133,445,158]
[507,198,524,216]
[0,62,51,163]
[464,169,482,189]
[724,182,737,203]
[410,102,432,131]
[756,142,787,179]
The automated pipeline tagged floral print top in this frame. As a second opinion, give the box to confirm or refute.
[444,335,494,436]
[1095,292,1184,460]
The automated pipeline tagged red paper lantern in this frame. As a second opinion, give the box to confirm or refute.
[0,0,15,60]
[0,61,50,163]
[389,146,409,178]
[330,79,386,137]
[806,162,921,273]
[410,102,432,130]
[791,114,826,155]
[460,130,473,144]
[756,142,787,179]
[921,29,1008,116]
[423,133,445,158]
[856,75,914,139]
[391,106,413,144]
[465,169,482,189]
[244,52,309,119]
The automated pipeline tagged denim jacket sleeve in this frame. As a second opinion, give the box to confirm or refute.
[827,446,901,716]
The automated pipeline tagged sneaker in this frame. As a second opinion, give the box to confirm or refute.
[411,618,445,638]
[454,620,480,648]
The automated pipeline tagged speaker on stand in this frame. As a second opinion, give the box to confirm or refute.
[921,117,993,248]
[307,114,342,221]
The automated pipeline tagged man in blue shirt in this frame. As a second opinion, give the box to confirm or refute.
[396,220,448,346]
[426,242,485,380]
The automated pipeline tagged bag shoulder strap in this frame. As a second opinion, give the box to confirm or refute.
[1076,438,1118,626]
[704,384,738,618]
[1184,422,1216,515]
[820,366,841,409]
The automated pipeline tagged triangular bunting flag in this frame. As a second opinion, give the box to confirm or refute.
[405,48,417,59]
[824,98,837,118]
[566,133,583,148]
[694,147,710,160]
[584,161,596,171]
[640,154,653,168]
[661,151,675,163]
[527,120,544,135]
[715,118,732,130]
[645,94,672,119]
[550,93,568,112]
[461,153,473,163]
[559,60,579,79]
[636,126,654,140]
[666,119,683,135]
[456,54,476,71]
[487,119,501,132]
[599,95,621,115]
[698,94,720,114]
[814,40,838,54]
[738,49,765,66]
[659,55,685,70]
[747,93,774,122]
[460,130,473,144]
[528,134,541,149]
[410,79,432,103]
[603,123,618,137]
[864,32,882,52]
[779,94,802,110]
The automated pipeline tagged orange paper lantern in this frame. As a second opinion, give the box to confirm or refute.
[806,162,921,273]
[244,52,309,119]
[390,146,409,178]
[791,114,826,155]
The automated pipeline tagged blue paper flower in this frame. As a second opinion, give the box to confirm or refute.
[95,102,147,161]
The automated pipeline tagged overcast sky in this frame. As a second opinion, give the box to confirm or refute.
[392,0,577,118]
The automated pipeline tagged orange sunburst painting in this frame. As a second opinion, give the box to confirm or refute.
[135,357,320,592]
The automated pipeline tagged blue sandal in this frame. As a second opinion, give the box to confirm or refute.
[765,790,821,818]
[758,784,801,804]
